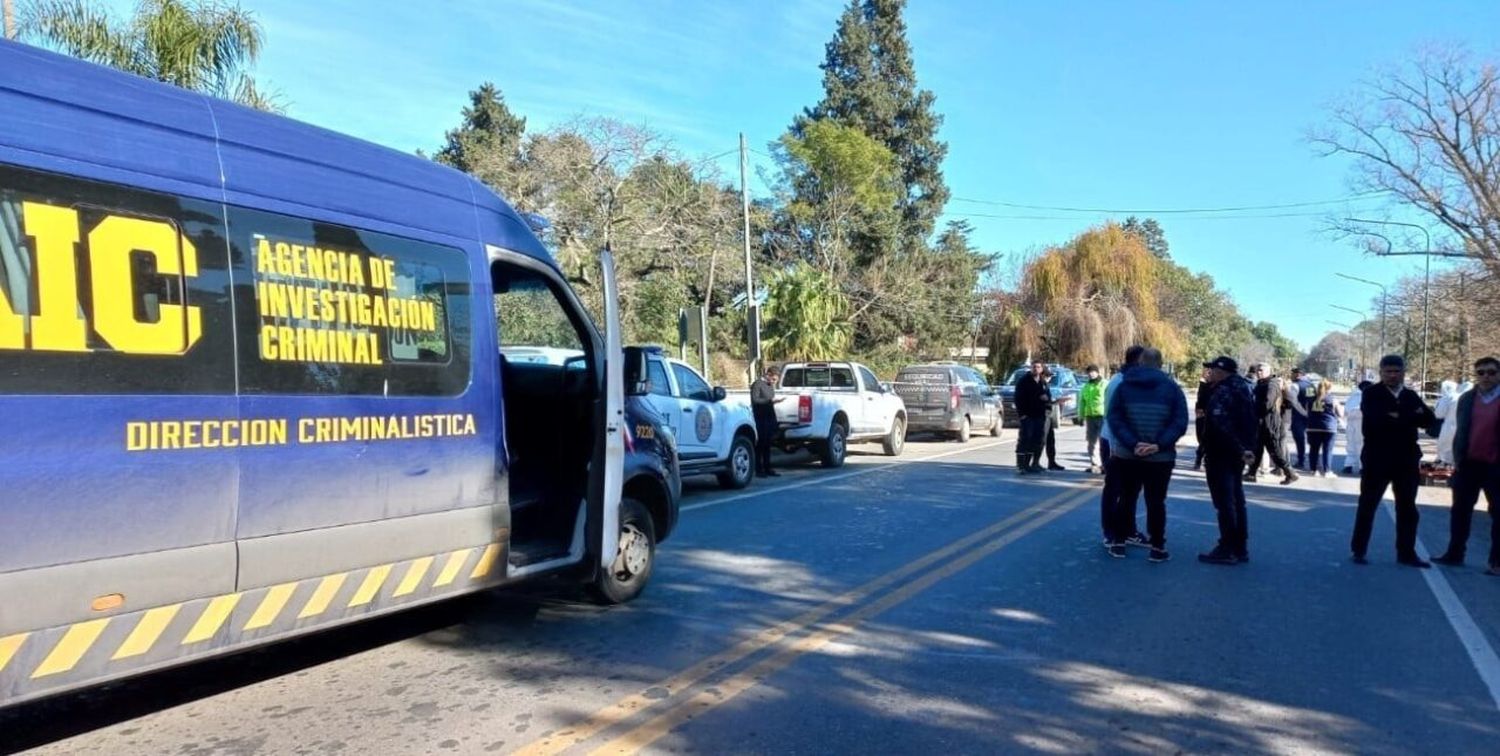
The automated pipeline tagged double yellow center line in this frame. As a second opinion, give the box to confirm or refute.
[516,483,1095,756]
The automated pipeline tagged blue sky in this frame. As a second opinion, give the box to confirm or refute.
[136,0,1500,349]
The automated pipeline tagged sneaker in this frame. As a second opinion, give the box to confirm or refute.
[1048,463,1066,471]
[1323,471,1336,479]
[1397,555,1432,569]
[1198,546,1238,565]
[1281,469,1299,485]
[1108,544,1127,559]
[1242,473,1258,483]
[1148,548,1171,563]
[1432,553,1464,567]
[1125,532,1151,549]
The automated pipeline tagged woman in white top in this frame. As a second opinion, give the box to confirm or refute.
[1436,379,1462,465]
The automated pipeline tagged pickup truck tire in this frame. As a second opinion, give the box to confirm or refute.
[820,421,848,468]
[716,434,756,489]
[591,497,655,604]
[956,416,971,443]
[990,416,1002,437]
[882,416,906,456]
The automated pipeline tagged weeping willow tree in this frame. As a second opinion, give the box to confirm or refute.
[761,262,853,361]
[991,223,1183,370]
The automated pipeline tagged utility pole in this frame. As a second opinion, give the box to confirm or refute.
[3,0,16,40]
[740,132,757,387]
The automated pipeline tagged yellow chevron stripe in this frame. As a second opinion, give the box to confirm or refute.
[245,582,298,631]
[434,549,472,588]
[470,543,501,579]
[32,618,110,678]
[0,633,27,673]
[183,594,242,644]
[393,556,434,597]
[113,605,181,660]
[299,573,348,619]
[349,564,393,607]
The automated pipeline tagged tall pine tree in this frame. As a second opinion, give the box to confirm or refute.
[434,82,527,192]
[799,0,949,252]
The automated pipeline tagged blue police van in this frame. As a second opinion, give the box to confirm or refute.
[0,39,679,708]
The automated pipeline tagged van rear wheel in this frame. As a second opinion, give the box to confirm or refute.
[955,416,971,443]
[591,497,655,604]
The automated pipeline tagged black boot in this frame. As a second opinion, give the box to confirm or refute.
[1016,453,1032,474]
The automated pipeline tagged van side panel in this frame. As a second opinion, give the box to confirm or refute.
[209,104,503,588]
[0,40,246,697]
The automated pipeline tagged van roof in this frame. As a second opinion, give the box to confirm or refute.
[0,40,552,265]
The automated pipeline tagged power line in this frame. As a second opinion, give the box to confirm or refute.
[948,191,1387,215]
[948,210,1347,222]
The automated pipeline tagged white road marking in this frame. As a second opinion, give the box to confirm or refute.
[1390,506,1500,710]
[680,439,1011,513]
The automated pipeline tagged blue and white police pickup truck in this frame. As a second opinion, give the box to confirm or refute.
[773,361,907,467]
[639,349,759,489]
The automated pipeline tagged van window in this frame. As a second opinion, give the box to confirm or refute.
[0,162,235,394]
[228,206,472,396]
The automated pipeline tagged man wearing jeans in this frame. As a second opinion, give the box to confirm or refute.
[1433,356,1500,573]
[1104,348,1188,563]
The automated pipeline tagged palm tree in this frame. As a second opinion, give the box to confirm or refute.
[762,263,853,361]
[19,0,281,112]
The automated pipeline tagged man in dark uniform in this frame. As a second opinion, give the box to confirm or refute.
[1014,360,1050,474]
[1248,363,1299,485]
[1196,357,1259,565]
[1350,354,1438,567]
[750,366,785,478]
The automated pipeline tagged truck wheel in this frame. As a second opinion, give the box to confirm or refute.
[591,497,655,604]
[882,416,906,456]
[717,434,755,489]
[820,421,848,468]
[990,416,1002,437]
[956,416,971,443]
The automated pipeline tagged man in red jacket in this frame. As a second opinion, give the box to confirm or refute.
[1433,356,1500,573]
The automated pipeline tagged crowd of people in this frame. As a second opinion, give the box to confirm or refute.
[1012,347,1500,571]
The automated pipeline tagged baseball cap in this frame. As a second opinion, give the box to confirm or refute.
[1203,356,1238,373]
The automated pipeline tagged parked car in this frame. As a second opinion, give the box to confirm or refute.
[637,348,759,489]
[996,364,1082,427]
[773,361,908,467]
[891,362,1001,442]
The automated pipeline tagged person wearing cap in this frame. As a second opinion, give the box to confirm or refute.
[1350,354,1439,568]
[750,365,786,477]
[1197,356,1259,565]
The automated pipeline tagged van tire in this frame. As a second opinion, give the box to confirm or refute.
[820,421,848,468]
[956,416,971,443]
[717,434,756,489]
[882,416,906,457]
[591,497,656,604]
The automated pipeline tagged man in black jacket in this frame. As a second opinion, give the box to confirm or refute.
[1014,360,1049,474]
[1197,357,1259,565]
[1350,354,1438,567]
[1248,363,1299,485]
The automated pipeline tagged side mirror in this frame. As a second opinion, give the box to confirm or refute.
[623,346,649,396]
[712,386,728,402]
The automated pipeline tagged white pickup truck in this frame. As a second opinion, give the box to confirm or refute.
[774,361,907,467]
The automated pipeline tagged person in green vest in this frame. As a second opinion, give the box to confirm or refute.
[1079,365,1106,474]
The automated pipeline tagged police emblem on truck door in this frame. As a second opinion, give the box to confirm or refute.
[694,405,713,443]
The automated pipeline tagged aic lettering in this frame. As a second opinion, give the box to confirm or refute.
[0,201,202,355]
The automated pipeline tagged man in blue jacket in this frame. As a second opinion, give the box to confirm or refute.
[1197,356,1259,565]
[1105,348,1189,562]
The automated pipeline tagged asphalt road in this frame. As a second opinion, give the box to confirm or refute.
[6,428,1500,755]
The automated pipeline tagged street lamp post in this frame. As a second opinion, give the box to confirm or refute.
[1344,218,1434,389]
[1335,272,1388,358]
[1330,304,1368,374]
